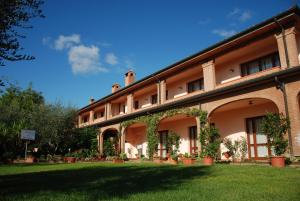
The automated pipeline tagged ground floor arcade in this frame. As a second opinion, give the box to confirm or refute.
[97,81,300,160]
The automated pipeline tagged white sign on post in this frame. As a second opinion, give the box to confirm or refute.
[21,130,36,141]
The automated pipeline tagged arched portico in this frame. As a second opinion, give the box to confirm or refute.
[208,98,279,160]
[101,128,120,156]
[157,114,198,158]
[124,122,147,159]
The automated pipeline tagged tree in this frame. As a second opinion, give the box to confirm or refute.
[260,113,290,156]
[0,0,44,66]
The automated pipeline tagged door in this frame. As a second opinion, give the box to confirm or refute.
[189,126,198,155]
[158,131,168,158]
[246,117,271,160]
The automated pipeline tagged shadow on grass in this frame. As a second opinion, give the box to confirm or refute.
[0,163,210,200]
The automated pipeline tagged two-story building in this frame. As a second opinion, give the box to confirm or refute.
[78,6,300,160]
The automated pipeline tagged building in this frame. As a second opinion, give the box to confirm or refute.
[78,6,300,160]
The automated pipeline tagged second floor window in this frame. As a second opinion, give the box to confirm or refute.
[83,116,89,123]
[94,111,104,119]
[151,94,158,104]
[187,78,204,93]
[134,100,139,110]
[241,52,280,77]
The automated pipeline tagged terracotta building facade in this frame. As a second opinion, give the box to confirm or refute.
[78,7,300,160]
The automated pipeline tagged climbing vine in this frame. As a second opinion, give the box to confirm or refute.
[120,107,207,159]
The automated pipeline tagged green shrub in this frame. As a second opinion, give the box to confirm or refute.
[200,125,221,158]
[260,113,290,156]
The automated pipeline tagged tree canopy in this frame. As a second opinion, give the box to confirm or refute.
[0,0,44,66]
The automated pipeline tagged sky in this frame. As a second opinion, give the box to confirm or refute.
[1,0,298,108]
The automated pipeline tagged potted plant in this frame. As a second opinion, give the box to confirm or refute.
[112,152,127,163]
[153,152,163,164]
[167,131,180,165]
[260,113,290,168]
[200,125,221,165]
[182,153,196,165]
[222,151,231,159]
[64,152,76,163]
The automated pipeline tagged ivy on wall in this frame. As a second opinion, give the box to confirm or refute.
[120,107,208,159]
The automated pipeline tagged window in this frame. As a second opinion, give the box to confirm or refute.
[151,94,158,104]
[189,126,197,155]
[83,116,89,123]
[241,52,280,77]
[187,78,204,93]
[166,90,168,100]
[134,100,139,110]
[94,111,105,119]
[118,103,125,113]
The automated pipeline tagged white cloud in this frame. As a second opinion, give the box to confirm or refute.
[227,8,252,22]
[42,36,51,45]
[228,8,240,17]
[212,29,236,38]
[68,45,107,74]
[239,11,252,22]
[105,53,118,65]
[54,34,81,50]
[124,58,134,70]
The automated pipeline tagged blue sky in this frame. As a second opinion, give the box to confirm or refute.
[1,0,297,108]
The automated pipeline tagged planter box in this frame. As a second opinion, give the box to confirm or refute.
[153,158,163,164]
[203,156,214,165]
[168,159,178,165]
[25,157,37,163]
[271,156,285,168]
[113,159,124,163]
[182,158,196,165]
[64,157,76,163]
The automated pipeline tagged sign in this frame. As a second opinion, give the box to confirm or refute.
[21,130,36,141]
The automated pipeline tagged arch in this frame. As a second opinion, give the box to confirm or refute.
[208,97,279,161]
[102,128,119,156]
[157,113,198,157]
[208,97,280,118]
[125,122,147,159]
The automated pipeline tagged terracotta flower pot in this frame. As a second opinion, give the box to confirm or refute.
[64,157,76,163]
[271,156,285,168]
[223,152,231,159]
[113,159,124,163]
[203,156,214,165]
[182,158,196,165]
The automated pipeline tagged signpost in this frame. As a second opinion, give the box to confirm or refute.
[21,130,36,159]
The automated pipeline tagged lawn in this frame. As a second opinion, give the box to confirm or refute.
[0,162,299,201]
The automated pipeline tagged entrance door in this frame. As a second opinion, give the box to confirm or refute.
[189,126,198,155]
[246,117,271,159]
[158,131,168,158]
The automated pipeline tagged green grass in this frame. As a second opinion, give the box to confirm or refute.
[0,162,299,201]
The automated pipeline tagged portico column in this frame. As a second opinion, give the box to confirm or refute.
[127,93,133,113]
[202,60,216,91]
[120,127,126,153]
[196,117,201,156]
[160,79,166,103]
[99,131,103,155]
[105,102,111,120]
[89,110,94,123]
[275,27,299,69]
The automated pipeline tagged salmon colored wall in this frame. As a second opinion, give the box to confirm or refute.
[210,102,278,159]
[215,43,278,85]
[125,126,147,158]
[166,74,203,100]
[158,117,197,154]
[133,90,157,110]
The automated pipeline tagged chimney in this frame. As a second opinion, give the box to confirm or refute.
[112,83,121,93]
[125,70,135,86]
[89,97,95,104]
